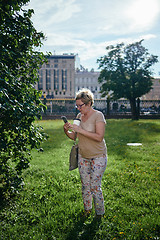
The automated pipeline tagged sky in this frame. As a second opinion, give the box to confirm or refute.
[25,0,160,76]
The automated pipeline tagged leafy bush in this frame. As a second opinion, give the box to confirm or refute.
[0,0,47,200]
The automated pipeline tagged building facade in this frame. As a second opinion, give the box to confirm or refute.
[75,69,103,99]
[35,54,160,100]
[75,71,160,100]
[141,77,160,100]
[35,54,76,98]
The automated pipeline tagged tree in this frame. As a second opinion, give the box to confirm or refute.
[0,0,47,200]
[97,40,158,120]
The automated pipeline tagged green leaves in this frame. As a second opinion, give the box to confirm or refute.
[97,40,158,119]
[98,40,158,100]
[0,0,47,200]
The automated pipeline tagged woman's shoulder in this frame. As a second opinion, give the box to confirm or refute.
[94,110,104,116]
[94,110,106,122]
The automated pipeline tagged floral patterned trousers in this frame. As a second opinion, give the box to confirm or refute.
[78,154,107,215]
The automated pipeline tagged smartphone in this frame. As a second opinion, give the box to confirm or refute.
[61,116,68,123]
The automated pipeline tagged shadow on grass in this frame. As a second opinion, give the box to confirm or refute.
[65,214,102,240]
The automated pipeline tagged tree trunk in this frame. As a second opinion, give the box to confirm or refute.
[130,98,139,120]
[106,97,110,115]
[137,98,140,119]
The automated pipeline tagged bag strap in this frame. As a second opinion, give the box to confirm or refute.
[74,132,77,145]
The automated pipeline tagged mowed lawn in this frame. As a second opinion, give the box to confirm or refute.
[0,119,160,240]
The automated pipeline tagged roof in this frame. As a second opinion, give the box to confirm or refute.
[46,54,75,59]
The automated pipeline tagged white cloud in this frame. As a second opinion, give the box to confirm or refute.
[25,0,81,31]
[41,32,158,69]
[98,0,160,35]
[44,0,81,24]
[25,0,160,74]
[125,0,160,32]
[139,34,157,41]
[26,0,160,37]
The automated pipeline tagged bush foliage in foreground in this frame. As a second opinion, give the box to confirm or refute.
[0,0,47,200]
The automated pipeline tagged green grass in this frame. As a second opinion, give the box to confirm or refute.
[0,119,160,240]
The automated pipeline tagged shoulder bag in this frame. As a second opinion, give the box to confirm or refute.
[69,133,78,171]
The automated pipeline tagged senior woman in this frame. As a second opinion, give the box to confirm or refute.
[63,88,107,218]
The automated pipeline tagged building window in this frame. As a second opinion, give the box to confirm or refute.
[54,69,59,90]
[38,70,43,90]
[54,64,58,68]
[62,69,67,90]
[46,69,51,90]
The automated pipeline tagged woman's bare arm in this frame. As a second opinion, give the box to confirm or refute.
[63,122,76,140]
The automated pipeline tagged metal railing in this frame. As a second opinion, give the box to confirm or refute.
[41,99,160,119]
